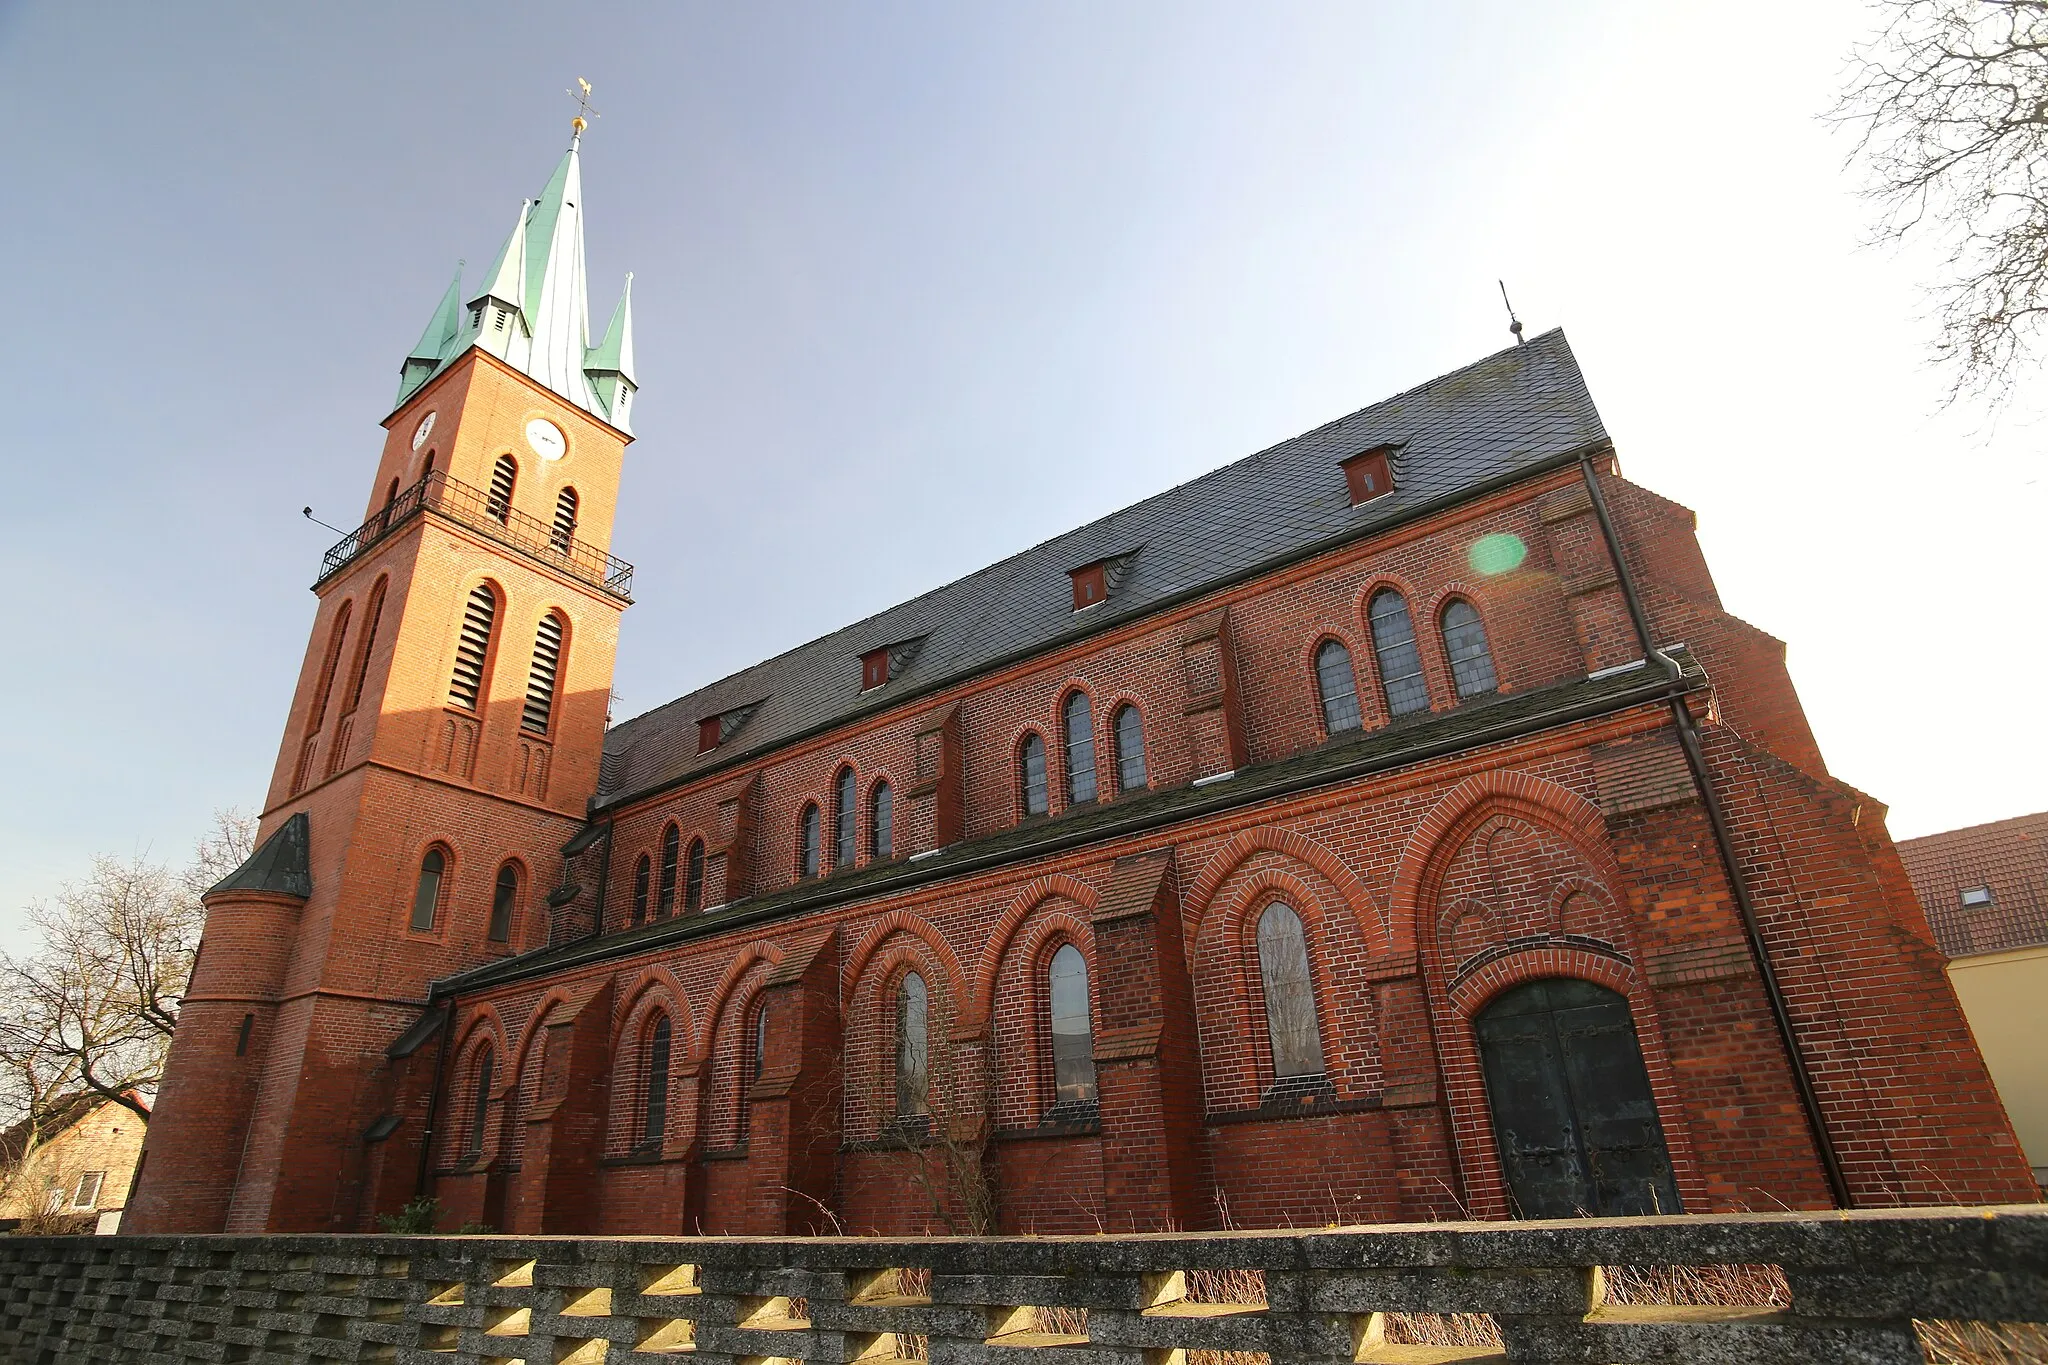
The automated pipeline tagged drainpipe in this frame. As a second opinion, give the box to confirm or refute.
[1577,450,1853,1210]
[412,999,457,1202]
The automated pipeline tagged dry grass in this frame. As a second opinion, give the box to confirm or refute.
[1916,1320,2048,1365]
[1598,1262,1791,1309]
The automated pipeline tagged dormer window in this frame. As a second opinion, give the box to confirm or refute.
[1960,885,1994,908]
[697,699,765,754]
[698,716,721,754]
[1342,446,1396,505]
[861,648,890,691]
[1071,562,1108,611]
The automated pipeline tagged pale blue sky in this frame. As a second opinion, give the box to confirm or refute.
[2,2,2042,938]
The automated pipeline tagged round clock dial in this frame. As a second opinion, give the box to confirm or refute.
[410,411,436,451]
[526,418,566,461]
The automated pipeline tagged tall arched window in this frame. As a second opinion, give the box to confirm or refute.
[641,1015,672,1150]
[1113,704,1147,793]
[411,848,447,932]
[521,612,566,735]
[834,767,858,870]
[1064,691,1098,805]
[339,578,387,718]
[448,584,498,711]
[307,601,353,737]
[487,454,518,523]
[683,837,706,913]
[1315,639,1361,734]
[1256,903,1324,1081]
[870,781,894,860]
[487,863,519,943]
[1019,734,1049,818]
[1048,944,1097,1112]
[550,487,579,552]
[657,824,679,917]
[896,972,930,1117]
[752,1001,770,1086]
[798,804,821,879]
[632,855,650,926]
[1440,600,1498,698]
[466,1045,493,1158]
[1368,589,1429,717]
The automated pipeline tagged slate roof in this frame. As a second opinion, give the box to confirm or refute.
[597,328,1608,810]
[1897,811,2048,958]
[206,812,312,900]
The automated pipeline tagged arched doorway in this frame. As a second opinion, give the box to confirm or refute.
[1474,977,1680,1218]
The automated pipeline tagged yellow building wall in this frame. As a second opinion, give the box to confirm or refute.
[1948,942,2048,1183]
[0,1100,147,1228]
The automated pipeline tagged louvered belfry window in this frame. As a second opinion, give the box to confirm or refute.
[550,487,579,552]
[521,613,565,735]
[487,454,517,523]
[448,585,497,710]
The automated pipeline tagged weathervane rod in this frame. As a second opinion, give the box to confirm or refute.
[568,77,600,144]
[1498,280,1525,345]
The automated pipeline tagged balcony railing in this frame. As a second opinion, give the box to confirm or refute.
[316,470,633,600]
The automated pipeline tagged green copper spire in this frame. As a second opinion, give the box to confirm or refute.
[584,272,636,432]
[468,200,531,365]
[396,264,463,406]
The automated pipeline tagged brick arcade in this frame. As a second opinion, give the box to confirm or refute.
[126,128,2037,1239]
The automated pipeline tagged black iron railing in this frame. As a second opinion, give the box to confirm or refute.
[315,471,633,600]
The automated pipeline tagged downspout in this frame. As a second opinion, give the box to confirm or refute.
[1576,450,1854,1210]
[412,999,457,1201]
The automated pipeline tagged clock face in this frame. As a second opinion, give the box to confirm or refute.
[526,418,566,461]
[410,411,436,451]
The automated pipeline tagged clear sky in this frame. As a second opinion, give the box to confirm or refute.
[1,1,2042,939]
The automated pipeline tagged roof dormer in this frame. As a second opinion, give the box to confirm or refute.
[1341,444,1398,505]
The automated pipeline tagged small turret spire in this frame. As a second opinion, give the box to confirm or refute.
[396,264,463,405]
[468,201,532,366]
[585,272,637,432]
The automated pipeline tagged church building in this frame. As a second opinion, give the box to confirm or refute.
[127,126,2037,1237]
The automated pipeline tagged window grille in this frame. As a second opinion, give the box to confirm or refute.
[1020,734,1049,817]
[896,972,930,1117]
[1113,704,1147,792]
[799,804,821,879]
[642,1016,672,1149]
[488,864,518,943]
[520,612,565,734]
[683,838,705,913]
[835,767,858,870]
[1048,944,1098,1113]
[487,454,517,524]
[1256,902,1325,1080]
[466,1047,493,1158]
[1368,590,1430,717]
[632,855,650,925]
[70,1171,104,1210]
[447,585,497,710]
[870,781,894,860]
[657,825,679,917]
[1064,692,1098,804]
[550,487,579,553]
[1440,599,1498,698]
[411,849,445,932]
[1315,639,1361,734]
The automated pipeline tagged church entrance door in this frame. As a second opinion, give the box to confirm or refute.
[1474,977,1680,1218]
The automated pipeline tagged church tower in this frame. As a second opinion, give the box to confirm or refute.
[128,120,638,1233]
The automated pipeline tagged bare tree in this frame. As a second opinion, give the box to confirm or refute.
[1834,1,2048,405]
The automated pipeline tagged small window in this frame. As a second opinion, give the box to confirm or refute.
[487,863,519,943]
[834,767,858,870]
[550,487,579,552]
[799,804,821,879]
[896,972,930,1116]
[642,1015,672,1149]
[1315,639,1362,734]
[1019,734,1049,818]
[1113,703,1147,793]
[871,780,894,860]
[235,1012,254,1057]
[1440,600,1498,699]
[1257,902,1324,1080]
[632,854,650,925]
[1071,562,1108,610]
[1368,589,1429,717]
[1961,885,1995,908]
[411,848,446,932]
[71,1171,105,1210]
[698,716,722,754]
[520,612,566,735]
[657,825,679,917]
[861,647,890,691]
[683,838,706,913]
[1064,691,1098,805]
[1341,447,1395,505]
[467,1046,494,1158]
[1048,944,1097,1110]
[487,454,517,523]
[448,584,498,711]
[752,1001,770,1085]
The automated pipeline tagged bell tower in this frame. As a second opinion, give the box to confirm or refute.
[129,118,639,1233]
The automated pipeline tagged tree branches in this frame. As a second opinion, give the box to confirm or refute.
[1834,0,2048,404]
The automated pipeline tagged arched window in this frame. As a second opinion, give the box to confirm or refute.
[1315,639,1361,734]
[1064,691,1098,805]
[798,804,821,879]
[487,454,518,523]
[1256,903,1324,1081]
[657,824,679,917]
[753,1002,770,1084]
[1440,600,1499,698]
[520,612,566,735]
[834,767,858,870]
[1019,734,1049,818]
[410,848,447,932]
[550,487,579,552]
[465,1045,493,1158]
[487,863,519,943]
[385,476,401,512]
[1113,704,1147,793]
[632,854,650,925]
[338,578,387,718]
[307,600,353,736]
[448,584,498,711]
[896,972,929,1117]
[683,837,706,913]
[421,451,436,484]
[1368,589,1429,717]
[641,1015,672,1150]
[1048,944,1097,1111]
[870,781,894,860]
